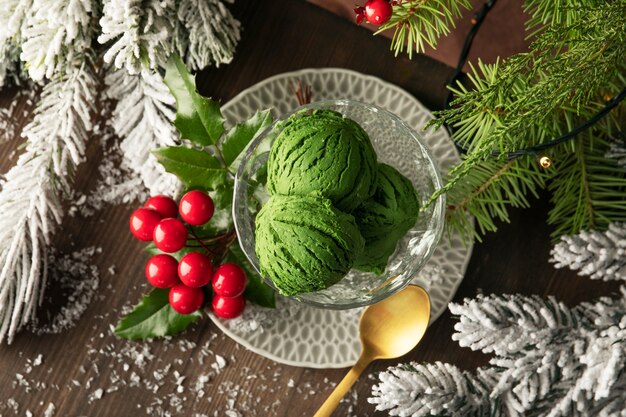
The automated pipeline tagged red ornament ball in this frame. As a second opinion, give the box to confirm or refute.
[153,218,187,253]
[145,195,178,219]
[179,190,215,226]
[212,294,246,319]
[129,208,162,241]
[212,263,247,298]
[169,284,204,314]
[178,252,213,288]
[145,254,180,288]
[365,0,392,25]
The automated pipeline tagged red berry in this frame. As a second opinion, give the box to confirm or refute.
[153,218,187,253]
[145,195,178,218]
[212,294,245,319]
[365,0,393,25]
[212,263,247,298]
[169,284,204,315]
[129,208,163,241]
[178,252,213,288]
[354,6,366,24]
[179,190,215,226]
[145,254,180,288]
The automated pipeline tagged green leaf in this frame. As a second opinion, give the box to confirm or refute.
[154,146,228,190]
[115,288,202,340]
[163,54,225,146]
[225,244,275,308]
[221,110,273,166]
[145,241,198,261]
[197,185,235,236]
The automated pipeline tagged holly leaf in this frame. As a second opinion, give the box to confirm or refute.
[145,241,197,261]
[196,185,235,236]
[225,244,275,308]
[221,110,273,166]
[115,288,202,340]
[163,54,225,146]
[154,146,228,190]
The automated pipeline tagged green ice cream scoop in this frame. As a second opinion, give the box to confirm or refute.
[255,194,365,296]
[353,163,420,274]
[266,109,377,212]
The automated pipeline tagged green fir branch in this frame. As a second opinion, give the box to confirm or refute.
[445,157,549,242]
[377,0,471,58]
[548,132,626,238]
[523,0,600,35]
[423,2,626,241]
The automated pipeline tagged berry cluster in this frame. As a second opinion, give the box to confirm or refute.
[354,0,394,26]
[129,191,247,319]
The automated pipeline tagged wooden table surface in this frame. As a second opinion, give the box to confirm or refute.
[0,1,621,416]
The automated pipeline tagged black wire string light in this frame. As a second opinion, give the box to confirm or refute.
[443,0,626,168]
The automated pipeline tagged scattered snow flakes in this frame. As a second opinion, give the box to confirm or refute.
[0,323,368,416]
[30,247,101,335]
[43,402,55,417]
[14,374,30,392]
[32,354,43,367]
[177,339,197,352]
[88,388,104,403]
[6,398,19,414]
[173,371,186,394]
[194,374,211,399]
[212,355,227,372]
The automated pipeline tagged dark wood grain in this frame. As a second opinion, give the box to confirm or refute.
[0,1,621,416]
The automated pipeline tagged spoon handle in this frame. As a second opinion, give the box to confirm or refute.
[313,353,372,417]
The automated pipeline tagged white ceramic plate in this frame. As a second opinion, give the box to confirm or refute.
[210,68,473,369]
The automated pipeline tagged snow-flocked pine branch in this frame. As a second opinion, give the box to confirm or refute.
[550,222,626,281]
[0,63,96,343]
[104,68,180,196]
[19,0,96,81]
[0,43,21,88]
[370,289,626,417]
[175,0,241,70]
[449,293,579,356]
[0,0,33,43]
[0,0,32,87]
[98,0,176,74]
[370,362,498,417]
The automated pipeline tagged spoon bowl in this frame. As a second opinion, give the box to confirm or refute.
[314,285,431,417]
[360,285,431,360]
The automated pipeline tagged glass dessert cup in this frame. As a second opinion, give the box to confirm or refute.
[233,100,445,309]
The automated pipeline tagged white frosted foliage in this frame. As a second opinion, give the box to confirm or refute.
[370,289,626,417]
[176,0,241,70]
[98,0,176,74]
[0,43,21,88]
[20,0,96,81]
[370,362,496,417]
[550,222,626,281]
[0,65,96,343]
[0,0,33,42]
[105,68,180,196]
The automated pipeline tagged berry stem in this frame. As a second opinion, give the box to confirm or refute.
[188,227,219,257]
[190,233,232,245]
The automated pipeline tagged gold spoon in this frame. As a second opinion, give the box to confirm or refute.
[313,285,431,417]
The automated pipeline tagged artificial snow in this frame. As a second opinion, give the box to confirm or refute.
[30,247,101,335]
